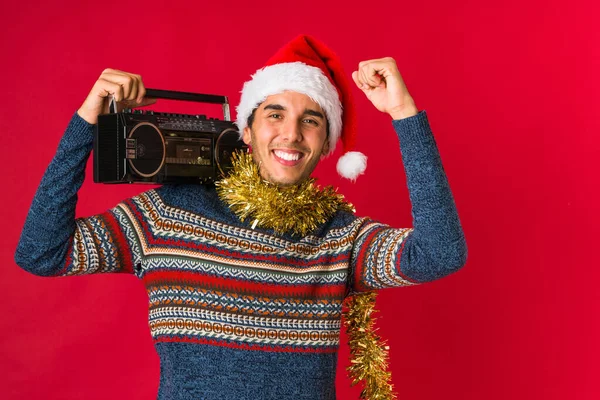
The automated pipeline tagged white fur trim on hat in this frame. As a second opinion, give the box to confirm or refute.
[236,62,342,155]
[336,151,367,181]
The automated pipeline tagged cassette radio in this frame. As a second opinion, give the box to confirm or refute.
[93,88,247,184]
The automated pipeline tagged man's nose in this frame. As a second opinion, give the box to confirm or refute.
[280,120,303,142]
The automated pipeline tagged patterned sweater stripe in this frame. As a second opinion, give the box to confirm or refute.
[126,192,358,268]
[155,336,339,354]
[146,287,341,321]
[351,222,412,291]
[142,270,347,298]
[103,210,135,273]
[52,207,131,277]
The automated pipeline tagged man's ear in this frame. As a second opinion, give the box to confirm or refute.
[242,126,252,145]
[321,137,330,156]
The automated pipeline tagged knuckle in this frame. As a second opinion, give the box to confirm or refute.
[95,78,109,90]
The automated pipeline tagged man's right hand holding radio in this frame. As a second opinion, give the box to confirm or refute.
[77,68,157,125]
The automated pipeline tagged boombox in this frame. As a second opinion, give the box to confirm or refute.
[93,88,247,184]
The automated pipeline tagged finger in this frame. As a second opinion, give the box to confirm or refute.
[359,66,374,89]
[95,78,125,101]
[358,62,376,89]
[137,97,157,107]
[351,71,365,90]
[122,73,140,101]
[136,75,148,103]
[367,58,402,84]
[128,74,140,102]
[353,69,371,91]
[357,61,370,88]
[103,72,141,100]
[100,72,138,100]
[119,73,139,101]
[101,67,128,75]
[361,62,384,88]
[119,96,156,109]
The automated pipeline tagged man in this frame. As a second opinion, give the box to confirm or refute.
[15,35,467,400]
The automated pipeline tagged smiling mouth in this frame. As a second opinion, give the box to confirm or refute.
[272,149,305,165]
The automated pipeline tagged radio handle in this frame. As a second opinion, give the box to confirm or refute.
[108,88,231,121]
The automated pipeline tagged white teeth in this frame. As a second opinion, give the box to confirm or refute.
[274,150,301,161]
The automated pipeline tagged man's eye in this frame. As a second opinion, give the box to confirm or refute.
[269,114,281,119]
[304,119,318,125]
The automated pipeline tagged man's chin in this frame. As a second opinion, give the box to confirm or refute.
[275,180,302,187]
[270,177,303,187]
[262,172,305,187]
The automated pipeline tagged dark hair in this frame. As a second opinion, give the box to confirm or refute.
[246,107,330,139]
[246,107,258,131]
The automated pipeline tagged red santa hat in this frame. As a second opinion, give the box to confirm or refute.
[235,34,367,181]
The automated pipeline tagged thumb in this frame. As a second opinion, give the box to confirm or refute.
[137,97,157,107]
[115,97,157,113]
[352,71,368,92]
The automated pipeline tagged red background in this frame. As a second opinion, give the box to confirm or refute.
[1,1,598,399]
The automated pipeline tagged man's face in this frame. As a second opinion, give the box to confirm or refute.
[242,91,329,186]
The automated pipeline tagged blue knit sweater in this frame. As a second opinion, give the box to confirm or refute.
[15,110,467,400]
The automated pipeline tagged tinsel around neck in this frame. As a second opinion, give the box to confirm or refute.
[215,150,355,236]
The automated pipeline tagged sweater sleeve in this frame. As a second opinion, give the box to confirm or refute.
[14,112,142,277]
[348,110,467,293]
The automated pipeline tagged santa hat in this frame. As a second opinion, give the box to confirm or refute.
[235,34,367,181]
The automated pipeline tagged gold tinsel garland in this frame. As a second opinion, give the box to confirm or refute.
[215,150,355,236]
[215,150,396,399]
[342,291,397,400]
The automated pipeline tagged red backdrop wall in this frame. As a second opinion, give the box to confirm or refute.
[1,1,597,399]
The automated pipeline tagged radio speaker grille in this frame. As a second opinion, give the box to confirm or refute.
[94,114,124,183]
[127,123,165,177]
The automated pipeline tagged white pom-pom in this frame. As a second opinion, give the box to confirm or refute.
[336,151,367,181]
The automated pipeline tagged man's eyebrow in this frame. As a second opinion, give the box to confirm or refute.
[303,109,325,119]
[263,104,285,111]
